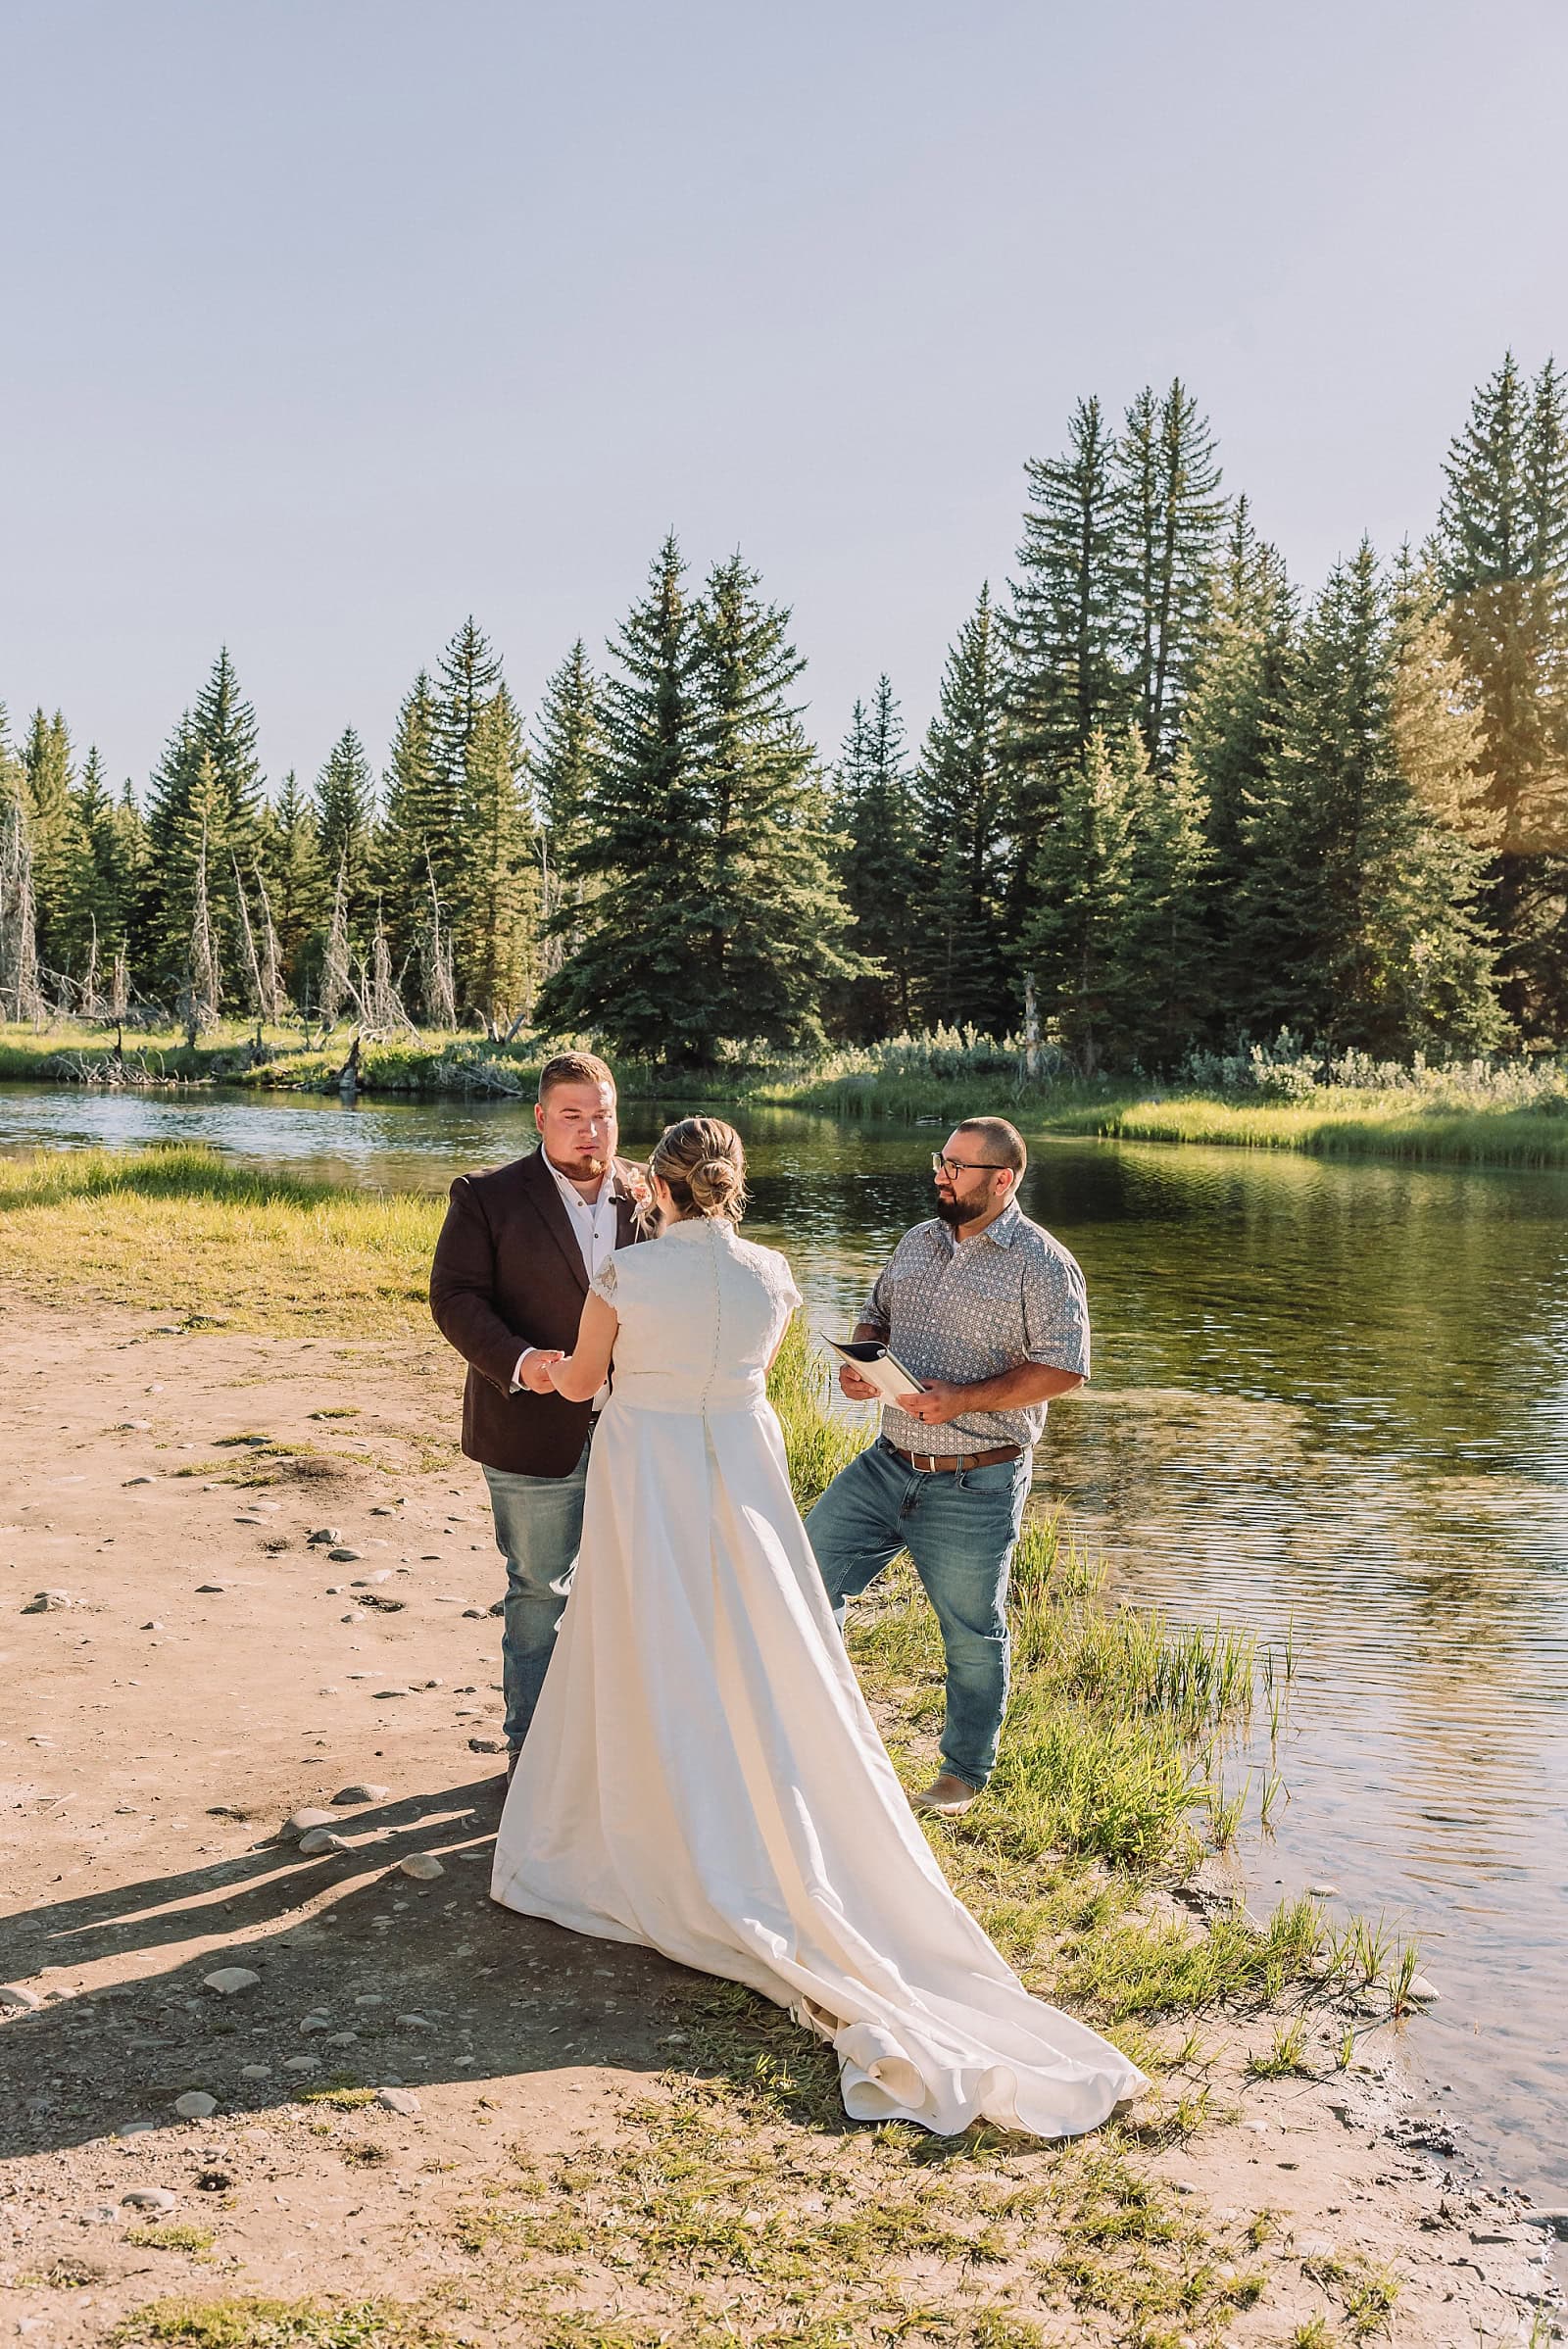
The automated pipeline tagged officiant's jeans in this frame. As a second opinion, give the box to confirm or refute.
[483,1443,591,1749]
[806,1437,1031,1789]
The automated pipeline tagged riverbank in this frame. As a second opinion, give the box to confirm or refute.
[9,1019,1568,1171]
[0,1149,1553,2345]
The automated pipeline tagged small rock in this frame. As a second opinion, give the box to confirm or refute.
[462,1608,485,1620]
[323,2031,360,2047]
[284,1808,338,1839]
[118,1419,152,1431]
[306,1528,342,1546]
[1307,1883,1342,1898]
[118,2120,157,2136]
[0,1982,43,2011]
[377,2086,421,2115]
[22,1589,75,1613]
[141,1620,164,1631]
[174,2090,219,2119]
[297,1828,351,1856]
[202,1967,261,1996]
[240,2063,271,2079]
[124,1474,155,1487]
[299,2014,333,2033]
[398,1853,445,1882]
[370,1504,396,1515]
[329,1547,364,1563]
[1406,1973,1441,2002]
[195,1583,227,1594]
[395,2013,434,2031]
[81,2203,120,2226]
[283,2054,319,2072]
[234,1513,266,1526]
[122,2187,176,2213]
[468,1736,506,1754]
[373,1688,410,1700]
[196,2169,233,2191]
[332,1784,390,1805]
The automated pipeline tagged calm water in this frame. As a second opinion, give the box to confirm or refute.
[4,1082,1566,2198]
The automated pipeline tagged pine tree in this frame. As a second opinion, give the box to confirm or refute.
[1023,725,1147,1075]
[1389,546,1494,844]
[910,586,1012,1031]
[1116,745,1214,1066]
[451,683,538,1031]
[429,619,501,915]
[1437,352,1568,1035]
[530,641,605,969]
[1005,395,1127,828]
[537,536,710,1056]
[1114,380,1226,766]
[832,677,920,1037]
[314,728,377,940]
[263,769,326,1000]
[22,709,82,978]
[1184,499,1298,1035]
[375,670,444,963]
[142,649,264,1004]
[1234,544,1503,1053]
[684,551,857,1054]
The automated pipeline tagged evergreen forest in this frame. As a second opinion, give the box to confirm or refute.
[3,354,1566,1072]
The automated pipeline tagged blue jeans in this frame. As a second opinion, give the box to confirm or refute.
[805,1437,1031,1790]
[482,1441,591,1749]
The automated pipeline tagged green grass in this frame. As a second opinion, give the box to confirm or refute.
[109,2303,449,2348]
[1100,1088,1568,1167]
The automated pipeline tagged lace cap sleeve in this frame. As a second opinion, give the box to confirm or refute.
[589,1252,619,1306]
[774,1248,804,1315]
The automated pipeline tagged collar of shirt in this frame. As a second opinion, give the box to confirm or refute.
[545,1156,620,1225]
[937,1197,1022,1254]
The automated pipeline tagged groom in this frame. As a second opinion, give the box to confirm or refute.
[429,1052,647,1780]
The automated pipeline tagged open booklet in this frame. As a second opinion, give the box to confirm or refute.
[823,1338,927,1407]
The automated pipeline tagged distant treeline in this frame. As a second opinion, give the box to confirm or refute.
[3,353,1566,1070]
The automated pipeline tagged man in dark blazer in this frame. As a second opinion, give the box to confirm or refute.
[429,1051,647,1777]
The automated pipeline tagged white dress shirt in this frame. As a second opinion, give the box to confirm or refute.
[513,1159,620,1408]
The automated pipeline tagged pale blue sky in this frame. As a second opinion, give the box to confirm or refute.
[3,0,1565,794]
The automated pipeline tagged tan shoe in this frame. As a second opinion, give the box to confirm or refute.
[913,1772,979,1817]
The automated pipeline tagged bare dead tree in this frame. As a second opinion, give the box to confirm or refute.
[320,856,352,1030]
[0,801,46,1022]
[418,852,458,1031]
[182,820,222,1045]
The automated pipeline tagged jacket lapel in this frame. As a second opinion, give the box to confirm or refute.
[519,1149,590,1295]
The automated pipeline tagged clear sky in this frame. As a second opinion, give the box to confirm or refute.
[3,0,1565,796]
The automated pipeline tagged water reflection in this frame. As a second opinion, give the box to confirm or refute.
[3,1086,1566,2195]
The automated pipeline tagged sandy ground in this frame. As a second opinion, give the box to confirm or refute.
[0,1298,1560,2345]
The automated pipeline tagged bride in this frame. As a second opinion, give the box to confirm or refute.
[490,1114,1146,2136]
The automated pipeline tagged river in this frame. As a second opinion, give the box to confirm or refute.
[3,1080,1565,2204]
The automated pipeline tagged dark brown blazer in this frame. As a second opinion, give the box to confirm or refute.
[429,1148,647,1477]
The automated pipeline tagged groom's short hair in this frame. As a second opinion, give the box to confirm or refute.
[955,1116,1026,1175]
[538,1051,615,1102]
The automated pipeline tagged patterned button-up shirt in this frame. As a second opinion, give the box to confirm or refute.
[860,1199,1091,1455]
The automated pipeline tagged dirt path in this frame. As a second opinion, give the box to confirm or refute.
[0,1299,1556,2345]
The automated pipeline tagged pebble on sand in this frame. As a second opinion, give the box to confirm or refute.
[284,1808,338,1838]
[240,2063,271,2079]
[306,1528,342,1545]
[283,2054,319,2072]
[202,1967,261,1995]
[0,1982,43,2011]
[329,1548,364,1563]
[298,1828,351,1856]
[332,1784,390,1805]
[174,2091,219,2119]
[23,1590,77,1613]
[1406,1974,1441,2002]
[122,2187,176,2213]
[1307,1883,1342,1898]
[468,1737,506,1754]
[376,2086,421,2115]
[398,1853,445,1882]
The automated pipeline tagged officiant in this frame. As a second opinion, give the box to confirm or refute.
[806,1118,1090,1817]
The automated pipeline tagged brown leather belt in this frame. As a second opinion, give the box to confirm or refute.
[887,1442,1022,1475]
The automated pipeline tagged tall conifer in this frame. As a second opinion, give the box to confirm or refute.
[530,641,605,968]
[1114,380,1226,765]
[832,677,919,1037]
[376,670,444,961]
[142,649,264,1004]
[314,728,377,939]
[911,587,1012,1031]
[451,683,538,1031]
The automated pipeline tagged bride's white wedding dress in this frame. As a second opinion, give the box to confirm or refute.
[490,1214,1146,2136]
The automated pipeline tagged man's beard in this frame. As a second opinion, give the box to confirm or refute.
[933,1192,966,1227]
[553,1150,609,1180]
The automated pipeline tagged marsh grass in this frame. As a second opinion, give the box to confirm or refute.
[1102,1091,1568,1169]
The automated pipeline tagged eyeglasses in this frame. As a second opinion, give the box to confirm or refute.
[931,1153,1008,1179]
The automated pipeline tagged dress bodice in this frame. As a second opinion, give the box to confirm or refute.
[591,1216,802,1414]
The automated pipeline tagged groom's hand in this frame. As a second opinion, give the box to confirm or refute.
[518,1349,565,1394]
[896,1380,963,1426]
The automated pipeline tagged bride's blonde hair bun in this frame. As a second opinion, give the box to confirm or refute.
[650,1116,748,1224]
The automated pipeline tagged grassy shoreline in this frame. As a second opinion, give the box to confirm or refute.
[8,1018,1568,1169]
